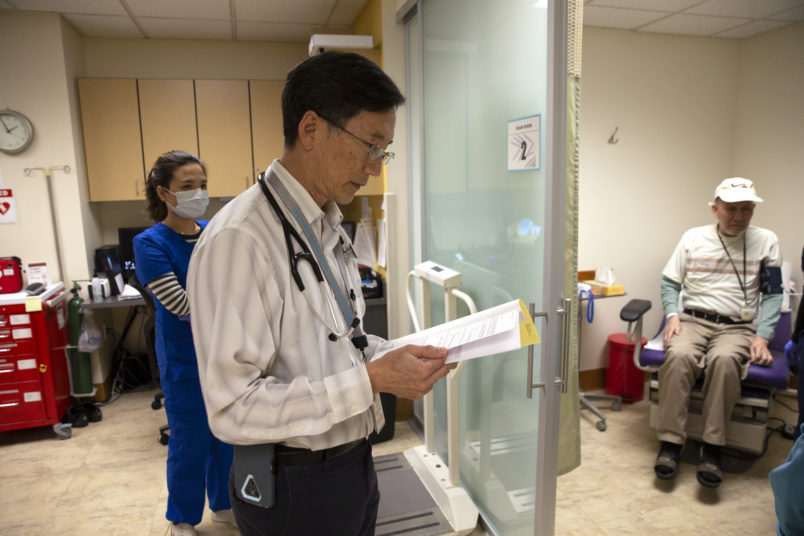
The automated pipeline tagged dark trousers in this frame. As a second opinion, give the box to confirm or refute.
[230,440,379,536]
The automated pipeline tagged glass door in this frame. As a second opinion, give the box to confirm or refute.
[404,1,567,534]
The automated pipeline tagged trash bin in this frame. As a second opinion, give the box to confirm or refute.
[605,333,647,402]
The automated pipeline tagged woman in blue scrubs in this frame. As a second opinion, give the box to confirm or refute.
[133,150,234,536]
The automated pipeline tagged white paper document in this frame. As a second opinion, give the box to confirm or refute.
[370,299,540,364]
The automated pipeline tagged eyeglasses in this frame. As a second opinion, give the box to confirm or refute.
[319,115,395,165]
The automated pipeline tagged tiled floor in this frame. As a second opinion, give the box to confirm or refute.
[556,391,798,535]
[0,387,797,535]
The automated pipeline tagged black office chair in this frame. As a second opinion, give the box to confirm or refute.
[127,274,170,445]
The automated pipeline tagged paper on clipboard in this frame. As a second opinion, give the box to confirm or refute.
[370,299,540,364]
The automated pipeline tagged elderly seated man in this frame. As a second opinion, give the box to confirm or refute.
[654,177,783,488]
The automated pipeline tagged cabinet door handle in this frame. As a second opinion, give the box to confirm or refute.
[0,347,12,353]
[135,178,140,197]
[0,401,20,408]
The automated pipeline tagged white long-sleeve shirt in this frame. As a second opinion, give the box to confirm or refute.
[188,160,384,449]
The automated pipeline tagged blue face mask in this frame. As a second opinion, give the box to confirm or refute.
[166,188,209,219]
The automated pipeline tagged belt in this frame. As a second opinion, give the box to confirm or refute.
[274,438,365,468]
[683,308,750,325]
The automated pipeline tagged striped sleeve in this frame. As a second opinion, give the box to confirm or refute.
[147,272,190,316]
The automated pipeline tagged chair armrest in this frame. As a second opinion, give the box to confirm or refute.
[620,299,652,322]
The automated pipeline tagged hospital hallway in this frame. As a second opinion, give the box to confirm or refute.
[0,387,796,535]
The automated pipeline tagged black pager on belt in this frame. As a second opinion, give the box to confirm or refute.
[233,444,276,509]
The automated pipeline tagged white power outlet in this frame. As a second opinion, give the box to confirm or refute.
[413,261,462,288]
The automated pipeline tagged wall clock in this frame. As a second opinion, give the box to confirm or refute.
[0,108,35,155]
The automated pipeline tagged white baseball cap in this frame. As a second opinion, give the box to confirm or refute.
[713,177,763,204]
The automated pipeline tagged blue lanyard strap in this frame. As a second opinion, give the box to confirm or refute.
[265,171,357,326]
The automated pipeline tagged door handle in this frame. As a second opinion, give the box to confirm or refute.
[527,298,572,398]
[557,297,572,394]
[527,302,547,399]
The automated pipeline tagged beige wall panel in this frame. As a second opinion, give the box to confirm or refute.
[249,80,285,175]
[139,79,198,171]
[78,78,144,201]
[195,80,254,197]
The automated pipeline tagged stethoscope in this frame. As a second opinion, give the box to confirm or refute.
[258,172,367,351]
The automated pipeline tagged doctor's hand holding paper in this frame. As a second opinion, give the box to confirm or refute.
[188,52,452,536]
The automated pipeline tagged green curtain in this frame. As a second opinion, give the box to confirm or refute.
[557,71,582,475]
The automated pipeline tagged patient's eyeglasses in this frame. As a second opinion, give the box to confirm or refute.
[319,115,395,165]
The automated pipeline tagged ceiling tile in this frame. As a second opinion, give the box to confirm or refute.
[768,5,804,20]
[583,5,670,29]
[139,16,232,40]
[236,20,311,42]
[61,13,142,37]
[8,0,126,15]
[234,0,334,24]
[639,13,753,36]
[586,0,699,11]
[716,19,791,38]
[327,0,368,25]
[686,0,804,19]
[126,0,230,20]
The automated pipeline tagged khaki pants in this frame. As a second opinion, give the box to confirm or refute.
[657,312,755,446]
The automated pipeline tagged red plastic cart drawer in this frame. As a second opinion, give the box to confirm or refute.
[0,353,40,383]
[0,381,46,427]
[0,338,37,356]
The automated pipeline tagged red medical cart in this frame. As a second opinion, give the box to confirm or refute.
[0,283,73,438]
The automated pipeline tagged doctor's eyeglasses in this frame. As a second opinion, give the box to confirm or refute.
[319,115,395,165]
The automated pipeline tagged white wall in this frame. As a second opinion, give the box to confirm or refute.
[577,24,804,372]
[732,23,804,290]
[0,11,92,286]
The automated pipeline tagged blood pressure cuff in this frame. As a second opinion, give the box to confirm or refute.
[760,261,783,295]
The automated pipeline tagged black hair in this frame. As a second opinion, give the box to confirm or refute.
[281,51,405,147]
[144,150,206,222]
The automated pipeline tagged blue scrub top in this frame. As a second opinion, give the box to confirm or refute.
[133,221,208,381]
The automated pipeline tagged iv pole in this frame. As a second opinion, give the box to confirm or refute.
[24,165,71,283]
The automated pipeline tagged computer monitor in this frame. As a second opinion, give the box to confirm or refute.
[118,226,149,274]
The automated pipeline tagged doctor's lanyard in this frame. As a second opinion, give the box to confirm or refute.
[717,229,748,304]
[261,170,368,352]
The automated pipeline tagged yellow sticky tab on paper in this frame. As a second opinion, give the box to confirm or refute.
[518,299,540,346]
[25,297,42,313]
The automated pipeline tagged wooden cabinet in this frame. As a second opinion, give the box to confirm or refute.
[138,79,198,172]
[249,80,285,175]
[78,78,145,202]
[79,77,381,202]
[195,80,254,197]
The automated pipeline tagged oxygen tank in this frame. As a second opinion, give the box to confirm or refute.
[67,283,93,394]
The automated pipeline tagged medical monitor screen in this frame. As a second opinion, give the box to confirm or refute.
[118,226,149,273]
